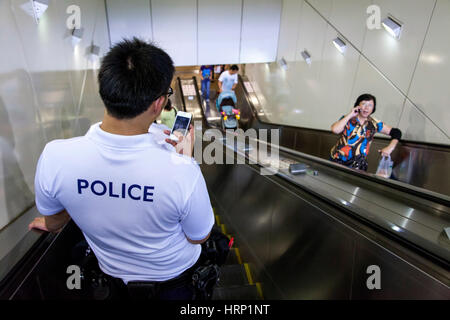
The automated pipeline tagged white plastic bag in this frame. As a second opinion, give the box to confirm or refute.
[376,155,393,178]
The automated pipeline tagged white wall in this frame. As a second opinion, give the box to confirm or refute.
[105,0,282,66]
[198,0,243,65]
[106,0,152,45]
[0,0,108,256]
[245,0,450,145]
[240,0,282,63]
[151,0,197,66]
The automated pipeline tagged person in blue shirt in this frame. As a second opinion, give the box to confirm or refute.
[199,65,214,102]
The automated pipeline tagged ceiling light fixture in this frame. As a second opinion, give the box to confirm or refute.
[86,44,100,62]
[332,37,347,54]
[71,28,83,46]
[301,50,311,65]
[278,57,288,70]
[382,16,402,39]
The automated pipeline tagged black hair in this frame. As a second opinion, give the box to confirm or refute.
[354,93,376,114]
[230,65,239,71]
[164,98,172,111]
[220,98,235,107]
[98,38,174,119]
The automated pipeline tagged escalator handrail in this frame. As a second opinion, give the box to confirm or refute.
[176,77,187,112]
[215,132,450,268]
[192,76,204,113]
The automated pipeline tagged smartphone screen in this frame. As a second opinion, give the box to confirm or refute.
[171,112,192,137]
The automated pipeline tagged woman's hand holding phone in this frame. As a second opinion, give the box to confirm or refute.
[348,106,360,118]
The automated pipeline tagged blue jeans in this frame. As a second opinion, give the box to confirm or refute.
[201,79,210,100]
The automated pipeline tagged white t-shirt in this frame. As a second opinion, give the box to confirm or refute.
[34,122,214,283]
[218,71,238,91]
[148,122,174,152]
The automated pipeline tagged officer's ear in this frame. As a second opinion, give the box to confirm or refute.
[151,95,166,115]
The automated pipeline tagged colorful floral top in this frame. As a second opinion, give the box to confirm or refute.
[330,116,384,168]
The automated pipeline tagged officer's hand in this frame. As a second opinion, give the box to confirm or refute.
[29,217,49,232]
[164,130,183,147]
[164,124,195,157]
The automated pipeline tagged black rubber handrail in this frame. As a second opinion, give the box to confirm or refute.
[191,76,204,112]
[176,77,187,112]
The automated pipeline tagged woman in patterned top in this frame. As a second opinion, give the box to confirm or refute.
[330,93,402,171]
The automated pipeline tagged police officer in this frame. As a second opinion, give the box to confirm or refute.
[28,38,215,300]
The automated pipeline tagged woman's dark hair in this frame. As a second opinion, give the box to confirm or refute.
[230,65,239,71]
[220,98,235,107]
[164,99,172,111]
[98,38,174,119]
[354,93,376,114]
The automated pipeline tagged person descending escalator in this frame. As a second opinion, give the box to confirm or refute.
[218,65,239,94]
[200,65,214,103]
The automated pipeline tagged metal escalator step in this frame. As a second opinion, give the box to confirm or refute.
[225,248,241,265]
[217,264,248,287]
[212,284,261,300]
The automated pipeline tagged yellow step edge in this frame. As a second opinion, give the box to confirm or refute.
[255,282,264,300]
[234,247,243,265]
[243,263,254,285]
[220,224,227,235]
[215,214,221,225]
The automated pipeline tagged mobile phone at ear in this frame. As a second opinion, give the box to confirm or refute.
[169,111,192,142]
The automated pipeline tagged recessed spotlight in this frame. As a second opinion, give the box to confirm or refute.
[86,44,100,62]
[332,37,347,54]
[71,28,83,46]
[278,57,288,70]
[301,50,311,65]
[382,16,402,39]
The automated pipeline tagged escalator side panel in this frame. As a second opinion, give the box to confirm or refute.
[202,162,450,299]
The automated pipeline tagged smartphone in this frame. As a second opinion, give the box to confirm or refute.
[169,111,192,142]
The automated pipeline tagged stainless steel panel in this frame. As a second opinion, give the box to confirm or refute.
[202,160,450,299]
[227,165,274,281]
[267,182,355,299]
[352,236,449,299]
[202,163,237,214]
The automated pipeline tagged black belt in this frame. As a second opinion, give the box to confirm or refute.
[109,258,202,298]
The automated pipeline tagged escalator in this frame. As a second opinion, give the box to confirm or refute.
[182,71,450,299]
[0,69,449,300]
[177,75,263,300]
